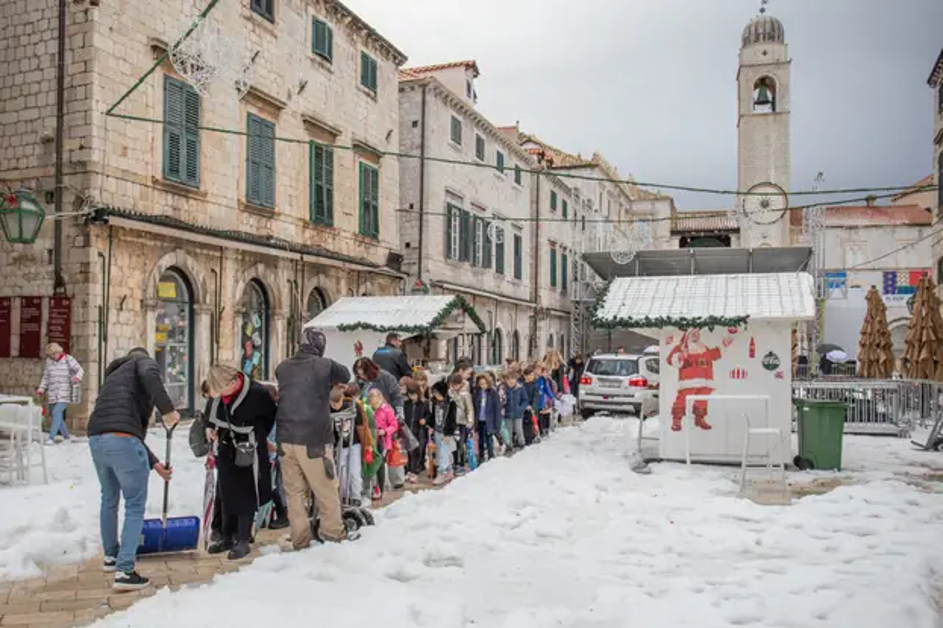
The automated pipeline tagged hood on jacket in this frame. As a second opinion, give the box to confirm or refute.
[301,328,326,357]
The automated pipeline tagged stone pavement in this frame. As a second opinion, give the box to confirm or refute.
[0,483,430,628]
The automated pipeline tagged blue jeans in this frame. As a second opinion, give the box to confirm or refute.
[88,434,150,573]
[433,432,451,474]
[48,402,70,440]
[477,421,494,461]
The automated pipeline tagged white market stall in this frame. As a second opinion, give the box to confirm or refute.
[303,295,487,372]
[593,272,815,465]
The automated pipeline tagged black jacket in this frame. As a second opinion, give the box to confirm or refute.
[205,378,277,515]
[403,397,429,436]
[372,344,412,381]
[275,348,350,450]
[88,352,175,467]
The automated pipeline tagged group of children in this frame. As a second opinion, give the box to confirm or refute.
[332,351,573,493]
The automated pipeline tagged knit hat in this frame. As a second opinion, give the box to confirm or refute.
[301,328,326,357]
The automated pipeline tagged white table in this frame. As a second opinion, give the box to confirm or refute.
[0,395,36,406]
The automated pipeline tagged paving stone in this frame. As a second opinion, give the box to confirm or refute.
[39,597,108,613]
[0,610,73,626]
[0,603,42,616]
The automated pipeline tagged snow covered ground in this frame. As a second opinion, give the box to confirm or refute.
[4,418,943,627]
[0,429,207,580]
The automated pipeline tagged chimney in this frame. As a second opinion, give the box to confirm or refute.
[865,195,877,207]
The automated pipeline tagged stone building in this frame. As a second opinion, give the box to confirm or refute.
[929,48,943,290]
[398,61,543,365]
[0,0,407,428]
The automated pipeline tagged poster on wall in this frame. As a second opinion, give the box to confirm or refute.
[0,297,11,358]
[47,297,72,353]
[19,296,42,359]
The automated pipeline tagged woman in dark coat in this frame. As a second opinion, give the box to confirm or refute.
[568,354,585,398]
[204,365,277,560]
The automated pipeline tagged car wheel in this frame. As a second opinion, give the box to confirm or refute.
[580,408,595,420]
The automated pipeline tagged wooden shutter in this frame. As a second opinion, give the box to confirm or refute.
[562,252,568,291]
[163,76,183,182]
[247,115,275,207]
[550,246,557,287]
[495,229,505,274]
[310,142,333,224]
[562,199,568,220]
[551,191,557,210]
[358,163,379,238]
[444,204,454,259]
[513,234,522,280]
[183,87,200,186]
[483,220,492,269]
[459,210,471,262]
[313,19,332,61]
[247,116,260,204]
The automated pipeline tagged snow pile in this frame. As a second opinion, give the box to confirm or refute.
[87,418,943,628]
[0,430,206,580]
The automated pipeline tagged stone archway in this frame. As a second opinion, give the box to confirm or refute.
[144,249,209,306]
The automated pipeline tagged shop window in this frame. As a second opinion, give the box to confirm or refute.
[241,280,269,380]
[155,268,193,414]
[306,287,329,321]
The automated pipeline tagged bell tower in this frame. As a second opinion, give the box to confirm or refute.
[737,2,791,247]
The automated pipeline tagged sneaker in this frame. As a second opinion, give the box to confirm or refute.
[371,485,382,500]
[113,571,150,591]
[207,539,234,555]
[45,440,55,446]
[227,541,250,560]
[267,517,290,531]
[103,556,117,573]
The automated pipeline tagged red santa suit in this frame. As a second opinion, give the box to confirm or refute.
[666,329,736,431]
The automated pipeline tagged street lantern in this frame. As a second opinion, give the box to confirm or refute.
[0,189,46,244]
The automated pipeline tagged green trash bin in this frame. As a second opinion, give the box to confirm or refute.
[792,399,846,471]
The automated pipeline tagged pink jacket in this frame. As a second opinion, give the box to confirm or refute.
[374,403,398,452]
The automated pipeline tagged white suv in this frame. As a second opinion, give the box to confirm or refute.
[578,353,659,419]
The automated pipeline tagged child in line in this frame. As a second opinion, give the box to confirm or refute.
[523,366,542,445]
[472,373,500,463]
[430,380,457,486]
[449,373,474,475]
[537,364,557,436]
[503,370,528,450]
[403,380,429,484]
[368,388,399,500]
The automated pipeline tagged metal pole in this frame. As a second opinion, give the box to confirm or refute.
[417,84,427,281]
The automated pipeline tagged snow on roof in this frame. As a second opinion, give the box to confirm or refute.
[304,295,486,334]
[594,272,815,329]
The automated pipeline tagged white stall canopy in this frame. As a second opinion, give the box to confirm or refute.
[303,295,486,370]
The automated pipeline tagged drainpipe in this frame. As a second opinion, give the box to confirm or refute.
[52,0,67,294]
[209,267,218,364]
[417,83,428,282]
[96,250,106,390]
[215,246,223,362]
[531,168,542,358]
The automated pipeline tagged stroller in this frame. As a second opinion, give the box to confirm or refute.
[309,407,375,540]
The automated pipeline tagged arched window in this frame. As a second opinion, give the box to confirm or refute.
[547,333,554,351]
[752,76,776,113]
[492,329,504,365]
[511,330,521,361]
[155,268,193,414]
[306,287,329,321]
[240,280,269,380]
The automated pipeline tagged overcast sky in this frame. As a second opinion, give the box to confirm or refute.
[346,0,942,211]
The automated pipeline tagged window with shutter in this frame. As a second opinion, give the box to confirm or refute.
[251,0,274,22]
[459,210,471,262]
[514,165,522,186]
[513,233,522,280]
[163,76,201,188]
[312,18,333,62]
[246,113,276,208]
[358,162,380,238]
[496,150,505,174]
[360,52,378,93]
[473,218,484,267]
[495,228,505,275]
[445,203,461,260]
[550,191,558,211]
[561,252,568,292]
[450,116,463,145]
[562,199,568,220]
[549,245,557,288]
[309,141,334,225]
[483,220,492,269]
[475,134,485,160]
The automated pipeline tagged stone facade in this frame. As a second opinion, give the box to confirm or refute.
[0,0,407,429]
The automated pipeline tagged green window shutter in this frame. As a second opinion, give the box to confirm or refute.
[562,199,568,220]
[514,165,522,185]
[361,52,377,92]
[483,220,492,269]
[312,18,333,61]
[496,150,505,174]
[445,204,454,259]
[182,86,200,187]
[369,164,379,237]
[246,114,275,207]
[551,191,557,211]
[309,142,334,225]
[513,234,522,280]
[495,229,505,275]
[459,210,471,262]
[475,135,485,160]
[163,76,184,183]
[450,116,462,145]
[550,247,557,288]
[251,0,273,21]
[562,253,568,291]
[358,162,379,238]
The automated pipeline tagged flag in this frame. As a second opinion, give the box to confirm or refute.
[883,270,928,296]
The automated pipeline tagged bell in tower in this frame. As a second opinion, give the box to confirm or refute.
[752,77,776,113]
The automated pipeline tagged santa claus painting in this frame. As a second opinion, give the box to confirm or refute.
[666,327,738,432]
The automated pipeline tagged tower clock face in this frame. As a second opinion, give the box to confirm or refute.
[741,183,788,226]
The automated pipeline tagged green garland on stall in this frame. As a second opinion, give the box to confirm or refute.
[588,280,750,331]
[336,295,487,335]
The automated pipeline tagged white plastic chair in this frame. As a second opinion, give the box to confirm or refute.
[0,404,47,484]
[0,405,21,483]
[739,412,786,495]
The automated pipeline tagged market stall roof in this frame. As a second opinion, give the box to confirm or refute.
[583,247,812,280]
[304,295,486,334]
[593,272,815,330]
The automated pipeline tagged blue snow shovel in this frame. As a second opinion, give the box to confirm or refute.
[137,422,201,555]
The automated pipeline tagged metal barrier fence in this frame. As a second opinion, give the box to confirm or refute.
[791,379,943,436]
[794,363,858,380]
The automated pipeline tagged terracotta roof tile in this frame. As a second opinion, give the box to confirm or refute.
[788,205,932,228]
[891,174,934,201]
[399,60,480,81]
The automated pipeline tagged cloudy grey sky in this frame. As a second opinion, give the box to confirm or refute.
[346,0,942,211]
